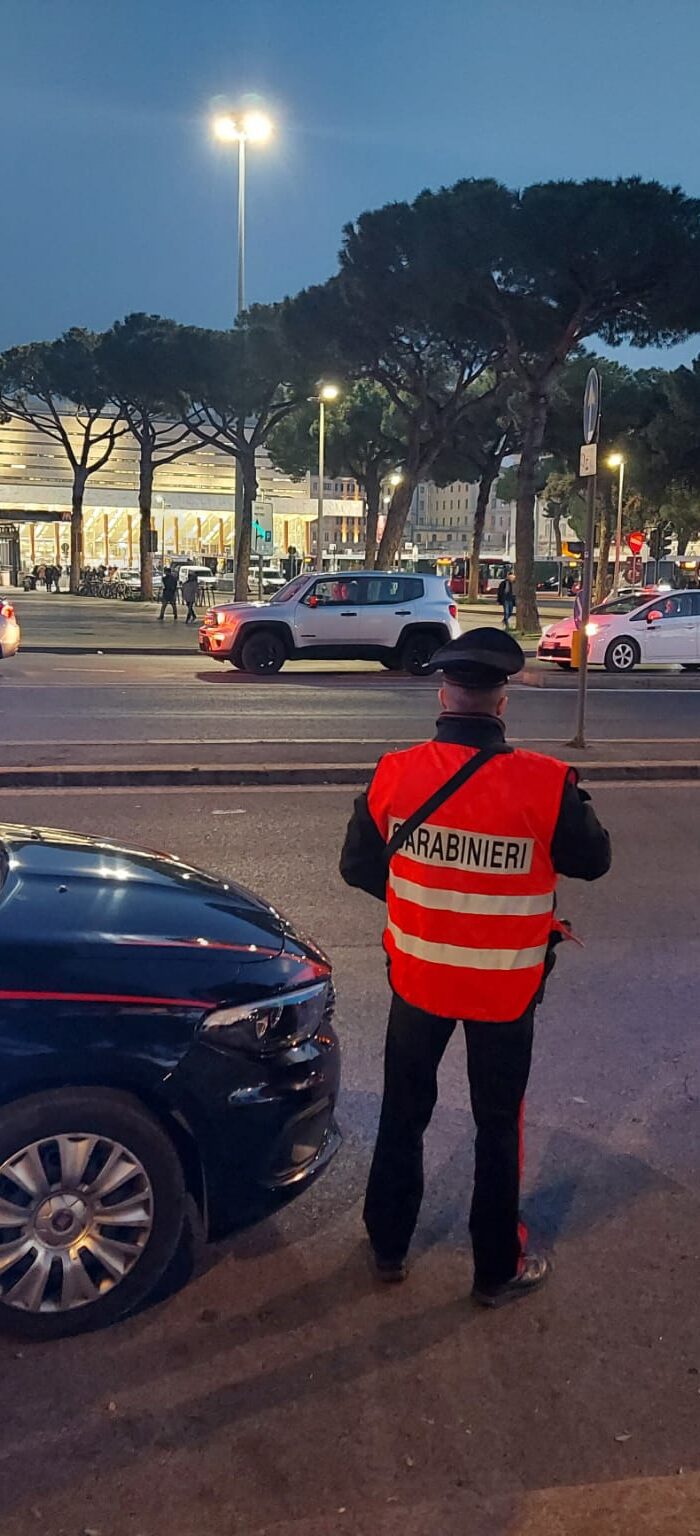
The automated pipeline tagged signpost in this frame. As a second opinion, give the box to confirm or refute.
[627,530,645,556]
[570,368,601,750]
[252,502,273,599]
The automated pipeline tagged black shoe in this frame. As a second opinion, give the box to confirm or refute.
[368,1247,408,1285]
[472,1254,550,1309]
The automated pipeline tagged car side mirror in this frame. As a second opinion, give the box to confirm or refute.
[646,609,663,623]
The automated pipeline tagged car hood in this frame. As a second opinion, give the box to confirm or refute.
[210,601,273,619]
[0,824,314,1008]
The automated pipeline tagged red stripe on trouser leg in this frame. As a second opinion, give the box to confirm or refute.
[517,1098,528,1268]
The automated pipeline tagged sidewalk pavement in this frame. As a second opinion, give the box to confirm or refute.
[2,589,566,655]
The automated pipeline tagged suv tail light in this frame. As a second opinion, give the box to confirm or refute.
[449,604,457,619]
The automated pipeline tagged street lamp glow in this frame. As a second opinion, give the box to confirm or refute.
[608,452,624,468]
[213,114,240,142]
[242,110,273,144]
[213,111,273,145]
[319,383,340,402]
[389,470,403,487]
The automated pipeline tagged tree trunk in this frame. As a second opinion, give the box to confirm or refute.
[514,394,548,634]
[467,468,497,601]
[594,503,613,605]
[69,470,87,594]
[551,513,563,558]
[139,443,154,601]
[375,479,415,568]
[363,468,381,568]
[234,451,257,600]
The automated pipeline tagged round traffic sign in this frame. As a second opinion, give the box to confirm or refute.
[582,368,601,445]
[627,531,645,555]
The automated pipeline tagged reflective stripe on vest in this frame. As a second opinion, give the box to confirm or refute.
[389,872,555,918]
[387,920,549,971]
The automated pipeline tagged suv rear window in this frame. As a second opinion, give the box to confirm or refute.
[364,576,424,603]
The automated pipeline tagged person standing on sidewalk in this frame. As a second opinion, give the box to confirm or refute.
[181,572,198,625]
[497,571,515,630]
[159,566,179,622]
[340,629,611,1307]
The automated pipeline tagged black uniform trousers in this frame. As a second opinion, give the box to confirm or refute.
[364,992,534,1288]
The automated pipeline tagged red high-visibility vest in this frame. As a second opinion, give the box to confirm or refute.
[367,741,572,1022]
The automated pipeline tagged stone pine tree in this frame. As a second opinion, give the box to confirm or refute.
[99,314,210,599]
[0,329,127,591]
[268,380,406,568]
[179,308,312,599]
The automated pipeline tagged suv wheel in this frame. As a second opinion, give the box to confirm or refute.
[400,631,441,676]
[0,1088,186,1340]
[239,630,286,674]
[604,637,640,673]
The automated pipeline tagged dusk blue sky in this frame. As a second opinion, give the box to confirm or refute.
[3,0,700,364]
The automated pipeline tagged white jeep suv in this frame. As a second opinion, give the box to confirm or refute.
[199,571,461,674]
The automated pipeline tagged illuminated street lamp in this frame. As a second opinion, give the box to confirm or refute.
[608,452,625,593]
[316,384,340,571]
[211,109,274,318]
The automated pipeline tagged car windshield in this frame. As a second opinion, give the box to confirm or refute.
[592,592,653,615]
[269,575,310,604]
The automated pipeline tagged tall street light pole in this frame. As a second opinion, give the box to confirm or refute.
[212,109,273,321]
[212,109,273,585]
[609,453,625,595]
[316,385,340,571]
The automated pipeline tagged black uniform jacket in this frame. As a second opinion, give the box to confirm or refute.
[340,713,612,903]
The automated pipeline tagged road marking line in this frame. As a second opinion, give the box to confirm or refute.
[0,781,697,799]
[2,736,700,749]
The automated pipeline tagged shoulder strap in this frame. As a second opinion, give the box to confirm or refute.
[385,743,513,863]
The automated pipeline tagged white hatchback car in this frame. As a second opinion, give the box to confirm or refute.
[0,598,20,659]
[585,589,700,672]
[199,571,461,674]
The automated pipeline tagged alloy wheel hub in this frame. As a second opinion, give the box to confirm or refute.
[0,1132,154,1313]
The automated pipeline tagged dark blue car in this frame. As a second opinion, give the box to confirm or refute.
[0,824,340,1338]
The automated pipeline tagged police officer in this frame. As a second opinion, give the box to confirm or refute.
[340,629,611,1307]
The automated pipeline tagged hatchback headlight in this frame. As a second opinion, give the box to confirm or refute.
[585,621,599,636]
[199,980,332,1054]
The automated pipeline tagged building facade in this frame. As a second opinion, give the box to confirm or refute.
[407,479,515,558]
[0,413,363,571]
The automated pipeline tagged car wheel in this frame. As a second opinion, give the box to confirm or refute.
[240,630,286,674]
[400,632,440,676]
[0,1087,186,1340]
[380,657,402,671]
[604,637,640,673]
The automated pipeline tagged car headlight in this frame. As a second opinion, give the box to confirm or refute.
[585,622,599,636]
[199,980,332,1055]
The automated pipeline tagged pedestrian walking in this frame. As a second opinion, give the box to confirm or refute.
[181,573,199,625]
[159,566,179,621]
[340,629,611,1307]
[497,571,515,630]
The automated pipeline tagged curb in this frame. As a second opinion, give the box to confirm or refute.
[22,645,199,657]
[521,667,700,690]
[0,761,697,789]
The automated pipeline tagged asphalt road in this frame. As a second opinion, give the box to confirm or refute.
[3,651,700,770]
[0,783,698,1536]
